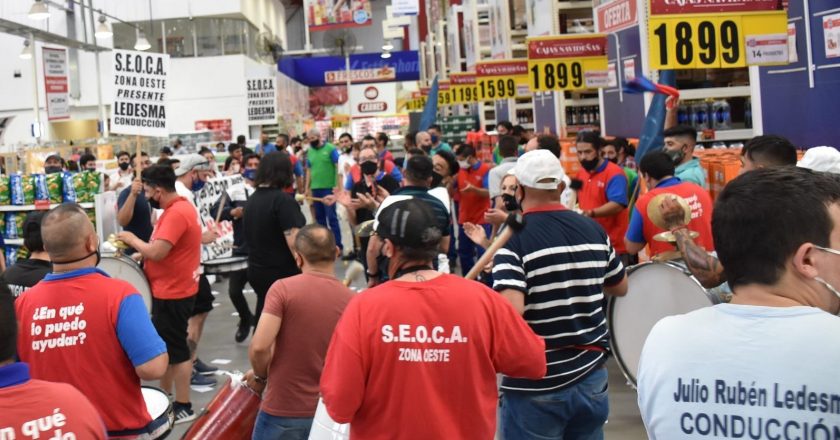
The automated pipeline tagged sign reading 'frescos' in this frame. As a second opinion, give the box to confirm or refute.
[527,35,609,92]
[111,49,170,137]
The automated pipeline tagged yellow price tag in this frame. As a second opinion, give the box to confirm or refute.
[477,60,530,100]
[437,82,453,107]
[405,96,427,112]
[449,73,479,104]
[647,0,788,69]
[526,35,609,92]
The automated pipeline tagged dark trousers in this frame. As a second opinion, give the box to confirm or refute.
[228,269,253,326]
[247,265,293,324]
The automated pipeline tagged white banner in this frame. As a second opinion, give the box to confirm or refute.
[111,49,170,137]
[392,0,419,16]
[246,77,277,124]
[42,47,69,121]
[195,175,244,261]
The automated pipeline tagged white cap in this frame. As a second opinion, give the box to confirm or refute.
[174,154,211,177]
[798,146,840,174]
[509,150,568,190]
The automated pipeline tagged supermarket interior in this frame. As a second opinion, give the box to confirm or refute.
[1,0,840,439]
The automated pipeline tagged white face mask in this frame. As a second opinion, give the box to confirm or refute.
[458,160,470,169]
[813,246,840,314]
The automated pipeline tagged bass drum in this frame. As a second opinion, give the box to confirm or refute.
[98,255,152,313]
[607,261,725,387]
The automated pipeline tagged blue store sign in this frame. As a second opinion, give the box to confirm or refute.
[278,51,421,88]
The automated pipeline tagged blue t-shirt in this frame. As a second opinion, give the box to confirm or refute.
[257,142,278,155]
[116,187,153,254]
[626,177,681,244]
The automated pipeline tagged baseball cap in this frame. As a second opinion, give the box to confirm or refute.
[509,149,568,189]
[798,146,840,175]
[174,154,211,177]
[374,198,442,248]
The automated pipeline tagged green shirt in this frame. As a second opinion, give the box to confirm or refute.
[430,142,452,156]
[308,142,338,189]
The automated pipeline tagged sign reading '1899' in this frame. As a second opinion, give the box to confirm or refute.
[527,35,609,92]
[647,0,788,69]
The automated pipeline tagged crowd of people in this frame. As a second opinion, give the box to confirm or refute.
[2,119,840,440]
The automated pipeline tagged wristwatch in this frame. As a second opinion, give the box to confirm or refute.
[253,373,267,384]
[367,271,381,278]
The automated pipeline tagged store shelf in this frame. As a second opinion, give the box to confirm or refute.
[698,128,754,142]
[679,86,751,101]
[516,102,534,110]
[0,202,94,212]
[557,0,593,10]
[567,98,599,106]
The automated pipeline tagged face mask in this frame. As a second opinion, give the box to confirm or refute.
[361,161,378,176]
[606,157,618,164]
[118,162,130,171]
[242,168,257,181]
[293,145,302,153]
[148,195,161,210]
[580,158,600,172]
[430,135,439,144]
[665,147,685,165]
[191,177,206,192]
[431,171,444,188]
[502,193,520,212]
[310,140,320,149]
[344,147,352,154]
[53,249,99,266]
[422,145,432,154]
[45,166,61,174]
[815,276,840,315]
[458,160,470,169]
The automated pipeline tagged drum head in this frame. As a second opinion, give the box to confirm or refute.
[608,262,718,386]
[98,256,152,313]
[141,386,170,419]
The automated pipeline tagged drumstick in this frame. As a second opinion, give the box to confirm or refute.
[465,213,525,281]
[215,190,228,224]
[294,193,325,203]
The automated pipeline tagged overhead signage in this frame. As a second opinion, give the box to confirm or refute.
[476,60,528,100]
[350,83,396,115]
[437,81,452,107]
[527,35,609,92]
[111,49,169,137]
[307,0,372,31]
[246,77,277,124]
[324,66,397,84]
[404,92,427,111]
[392,0,419,16]
[595,0,638,33]
[647,0,788,69]
[278,51,420,87]
[42,47,69,121]
[449,73,479,104]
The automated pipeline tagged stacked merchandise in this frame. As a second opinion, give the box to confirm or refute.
[438,115,476,147]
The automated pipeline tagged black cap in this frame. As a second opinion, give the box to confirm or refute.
[375,198,441,248]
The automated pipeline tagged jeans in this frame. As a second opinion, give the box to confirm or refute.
[500,367,609,440]
[312,188,342,250]
[252,411,312,440]
[457,223,491,276]
[227,269,252,326]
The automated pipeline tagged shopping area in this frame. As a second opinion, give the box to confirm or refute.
[1,0,840,438]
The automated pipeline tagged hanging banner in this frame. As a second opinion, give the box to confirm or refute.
[307,0,372,31]
[392,0,419,16]
[246,77,277,124]
[42,47,69,121]
[647,0,788,69]
[111,49,170,137]
[195,174,242,261]
[279,51,420,87]
[449,73,479,104]
[527,35,609,92]
[476,60,529,100]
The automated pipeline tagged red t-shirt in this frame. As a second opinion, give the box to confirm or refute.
[0,364,106,440]
[261,272,353,417]
[457,163,491,225]
[577,161,630,254]
[144,196,201,299]
[15,272,152,432]
[320,274,546,439]
[636,180,715,256]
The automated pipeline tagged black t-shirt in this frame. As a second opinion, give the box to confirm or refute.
[4,258,51,297]
[243,187,306,273]
[117,186,153,254]
[351,174,401,223]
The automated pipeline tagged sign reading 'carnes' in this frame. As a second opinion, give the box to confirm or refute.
[246,77,277,124]
[649,0,783,15]
[527,36,608,59]
[111,49,169,137]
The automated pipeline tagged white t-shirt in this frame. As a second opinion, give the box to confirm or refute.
[638,304,840,439]
[337,153,356,176]
[109,169,134,191]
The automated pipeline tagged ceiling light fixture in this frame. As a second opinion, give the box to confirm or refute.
[382,43,394,51]
[95,14,113,38]
[19,39,33,60]
[28,0,50,20]
[134,29,151,51]
[380,52,392,59]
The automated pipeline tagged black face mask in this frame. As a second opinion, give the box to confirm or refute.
[53,249,100,266]
[502,193,520,212]
[606,157,618,164]
[310,141,320,149]
[148,194,161,210]
[45,166,62,174]
[431,171,444,188]
[361,161,378,176]
[118,162,130,171]
[580,158,600,172]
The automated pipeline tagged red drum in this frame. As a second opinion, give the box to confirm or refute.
[181,377,260,440]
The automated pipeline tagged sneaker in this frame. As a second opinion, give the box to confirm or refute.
[193,358,218,376]
[235,320,250,343]
[173,402,197,425]
[191,370,217,387]
[341,251,357,261]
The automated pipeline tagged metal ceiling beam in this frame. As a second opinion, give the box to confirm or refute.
[0,17,108,52]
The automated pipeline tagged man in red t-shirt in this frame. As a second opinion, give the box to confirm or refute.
[245,224,353,439]
[625,152,714,257]
[320,199,546,439]
[573,131,632,263]
[17,204,168,435]
[119,164,202,424]
[1,282,107,440]
[455,144,492,275]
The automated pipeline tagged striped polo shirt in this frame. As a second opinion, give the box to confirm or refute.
[493,203,625,393]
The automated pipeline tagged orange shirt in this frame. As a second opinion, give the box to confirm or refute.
[144,197,201,299]
[577,161,630,254]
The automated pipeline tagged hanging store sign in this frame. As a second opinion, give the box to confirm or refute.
[595,0,638,34]
[307,0,372,31]
[279,51,420,87]
[324,66,397,84]
[246,77,277,124]
[404,92,427,111]
[111,49,170,137]
[476,60,529,100]
[437,81,453,107]
[527,35,609,92]
[449,73,480,104]
[647,0,788,69]
[42,47,69,121]
[392,0,419,16]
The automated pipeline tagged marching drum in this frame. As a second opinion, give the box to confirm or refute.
[308,398,350,440]
[181,376,260,440]
[110,387,173,439]
[98,255,153,313]
[607,261,728,387]
[203,256,248,275]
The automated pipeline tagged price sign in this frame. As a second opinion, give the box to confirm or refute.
[449,73,480,104]
[647,0,787,69]
[404,92,427,112]
[527,35,609,92]
[437,81,453,107]
[476,60,528,100]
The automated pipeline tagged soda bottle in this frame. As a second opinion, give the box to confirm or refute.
[744,98,752,129]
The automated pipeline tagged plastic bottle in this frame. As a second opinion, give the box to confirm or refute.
[744,99,752,129]
[677,103,689,125]
[692,101,709,130]
[712,99,731,130]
